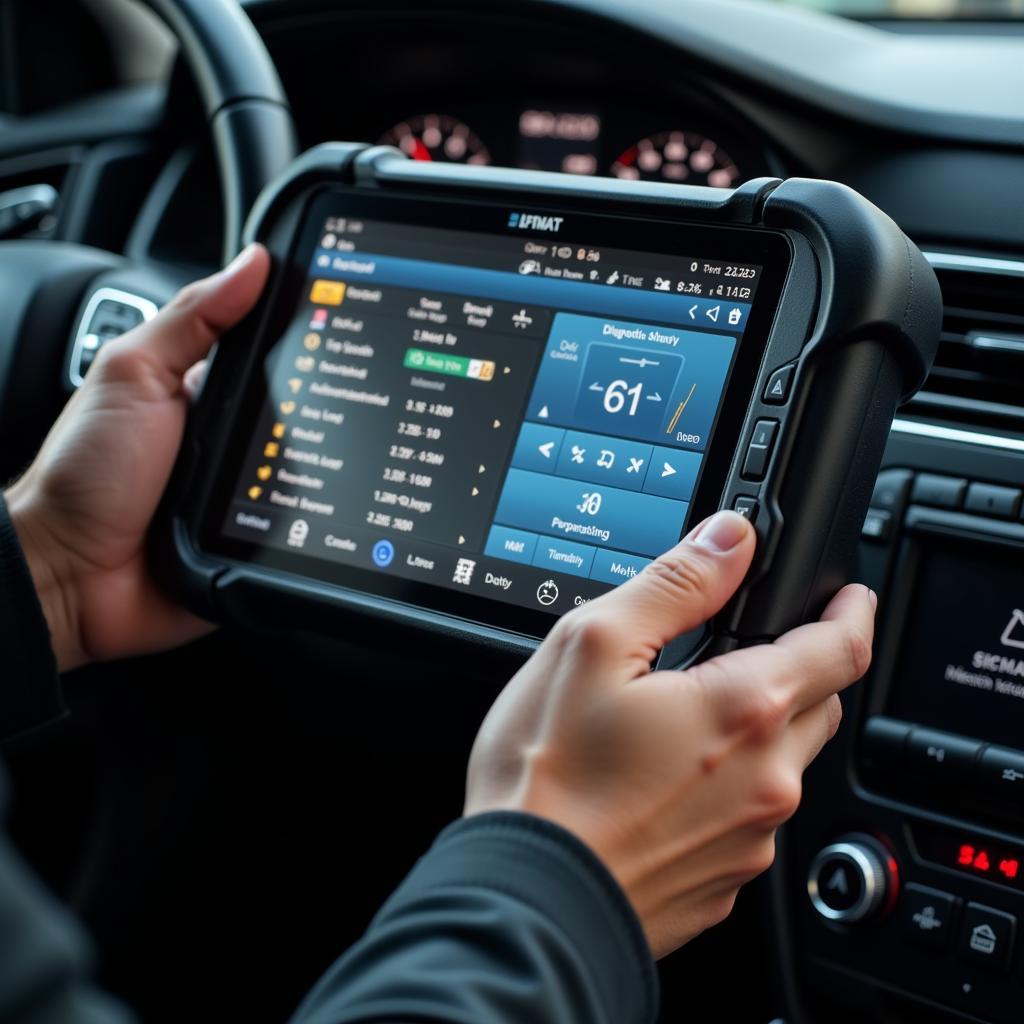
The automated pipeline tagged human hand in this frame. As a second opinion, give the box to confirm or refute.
[465,510,875,958]
[5,244,270,672]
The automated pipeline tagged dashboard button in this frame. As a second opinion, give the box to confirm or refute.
[957,902,1016,972]
[763,364,795,404]
[862,716,911,768]
[977,746,1024,803]
[965,482,1022,519]
[807,834,895,924]
[871,468,912,512]
[910,473,967,510]
[732,496,759,519]
[861,508,892,542]
[907,728,980,782]
[901,884,957,951]
[741,419,779,481]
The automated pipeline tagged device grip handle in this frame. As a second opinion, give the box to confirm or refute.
[725,339,901,642]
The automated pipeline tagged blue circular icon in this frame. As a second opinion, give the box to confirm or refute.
[372,539,395,568]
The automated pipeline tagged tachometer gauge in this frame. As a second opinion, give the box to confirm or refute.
[611,131,740,187]
[378,114,491,165]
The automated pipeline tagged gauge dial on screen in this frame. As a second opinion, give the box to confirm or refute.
[378,114,492,165]
[611,131,740,187]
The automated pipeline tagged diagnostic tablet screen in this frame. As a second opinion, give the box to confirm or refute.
[209,188,790,637]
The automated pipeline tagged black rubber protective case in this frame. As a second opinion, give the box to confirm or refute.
[154,143,941,667]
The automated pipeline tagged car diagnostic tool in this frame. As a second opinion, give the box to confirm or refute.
[158,144,940,662]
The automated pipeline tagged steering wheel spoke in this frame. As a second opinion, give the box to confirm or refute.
[0,0,296,466]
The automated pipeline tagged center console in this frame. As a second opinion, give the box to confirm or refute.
[787,418,1024,1024]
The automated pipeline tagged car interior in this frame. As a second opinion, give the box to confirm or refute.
[2,1,1024,1021]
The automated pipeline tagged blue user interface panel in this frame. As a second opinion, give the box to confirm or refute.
[488,313,736,587]
[222,213,762,621]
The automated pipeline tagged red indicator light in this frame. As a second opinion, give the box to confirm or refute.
[974,850,991,872]
[958,844,975,866]
[999,859,1020,879]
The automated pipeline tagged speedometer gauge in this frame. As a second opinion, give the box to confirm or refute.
[611,131,740,188]
[378,114,491,165]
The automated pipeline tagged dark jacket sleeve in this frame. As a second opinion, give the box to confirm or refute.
[291,811,659,1024]
[0,495,657,1024]
[0,491,64,741]
[0,771,135,1024]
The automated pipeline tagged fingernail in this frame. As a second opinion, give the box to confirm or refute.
[691,510,751,553]
[223,243,260,274]
[868,587,878,609]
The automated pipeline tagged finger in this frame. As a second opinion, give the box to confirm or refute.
[183,359,208,401]
[771,583,876,713]
[688,583,876,728]
[560,510,756,676]
[128,243,271,379]
[779,694,843,773]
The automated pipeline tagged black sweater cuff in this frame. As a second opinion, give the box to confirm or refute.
[384,811,658,1023]
[293,810,659,1024]
[0,492,63,740]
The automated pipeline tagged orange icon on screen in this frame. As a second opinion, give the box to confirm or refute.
[295,355,315,373]
[303,333,321,351]
[310,280,345,305]
[264,442,280,458]
[247,486,263,500]
[279,401,296,415]
[271,422,286,439]
[257,465,273,481]
[288,378,303,394]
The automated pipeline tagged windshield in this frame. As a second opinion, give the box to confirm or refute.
[776,0,1024,17]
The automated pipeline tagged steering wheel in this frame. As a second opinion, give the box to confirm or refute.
[0,0,297,477]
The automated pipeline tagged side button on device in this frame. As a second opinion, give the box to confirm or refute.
[732,496,759,520]
[741,419,779,481]
[763,364,795,405]
[901,884,958,951]
[957,902,1016,972]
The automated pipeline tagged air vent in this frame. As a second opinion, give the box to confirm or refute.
[0,147,78,239]
[905,254,1024,430]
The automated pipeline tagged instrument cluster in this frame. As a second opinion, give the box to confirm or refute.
[375,106,767,188]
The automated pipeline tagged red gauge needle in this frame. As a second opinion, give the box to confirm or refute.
[411,139,433,161]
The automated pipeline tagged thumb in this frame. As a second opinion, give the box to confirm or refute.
[580,510,756,676]
[127,243,271,380]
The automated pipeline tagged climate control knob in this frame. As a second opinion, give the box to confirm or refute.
[807,833,896,923]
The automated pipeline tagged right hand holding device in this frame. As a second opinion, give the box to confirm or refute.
[465,509,875,959]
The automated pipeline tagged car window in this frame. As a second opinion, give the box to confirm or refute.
[775,0,1024,17]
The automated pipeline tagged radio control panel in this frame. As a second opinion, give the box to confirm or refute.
[783,432,1024,1024]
